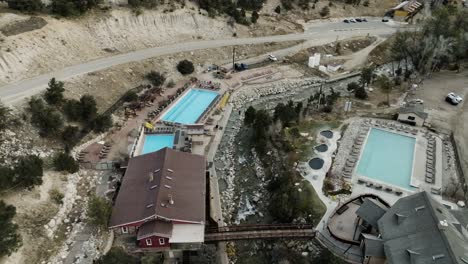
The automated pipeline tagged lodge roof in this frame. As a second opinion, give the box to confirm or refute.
[109,148,206,228]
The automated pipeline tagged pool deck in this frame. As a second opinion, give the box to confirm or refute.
[157,88,220,125]
[335,118,452,206]
[350,130,441,204]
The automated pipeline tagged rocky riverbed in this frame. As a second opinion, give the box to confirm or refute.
[214,77,358,263]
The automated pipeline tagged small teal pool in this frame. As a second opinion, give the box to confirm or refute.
[356,128,416,190]
[161,89,219,124]
[142,134,174,154]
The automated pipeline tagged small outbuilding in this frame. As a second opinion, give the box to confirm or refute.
[397,104,428,126]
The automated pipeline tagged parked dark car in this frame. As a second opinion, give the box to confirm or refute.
[234,63,249,71]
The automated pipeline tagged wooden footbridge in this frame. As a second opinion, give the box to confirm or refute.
[204,224,316,242]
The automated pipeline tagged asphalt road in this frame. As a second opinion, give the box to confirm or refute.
[0,19,400,105]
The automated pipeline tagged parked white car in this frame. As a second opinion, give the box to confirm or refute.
[268,54,278,61]
[446,92,463,105]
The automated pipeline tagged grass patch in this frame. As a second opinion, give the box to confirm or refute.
[284,119,342,161]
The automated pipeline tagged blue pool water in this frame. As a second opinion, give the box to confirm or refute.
[142,134,175,154]
[161,89,219,124]
[356,128,416,190]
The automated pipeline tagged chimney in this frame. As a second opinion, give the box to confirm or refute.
[168,194,174,205]
[396,213,407,225]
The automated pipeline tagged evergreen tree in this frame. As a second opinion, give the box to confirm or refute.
[44,78,65,105]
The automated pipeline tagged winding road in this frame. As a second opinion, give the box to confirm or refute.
[0,19,401,105]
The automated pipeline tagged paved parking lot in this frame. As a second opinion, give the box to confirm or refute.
[408,71,468,132]
[408,70,468,182]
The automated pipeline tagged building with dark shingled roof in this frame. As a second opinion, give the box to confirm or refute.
[109,147,206,250]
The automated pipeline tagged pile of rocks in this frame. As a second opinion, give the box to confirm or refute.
[45,172,82,238]
[234,148,268,224]
[46,170,101,264]
[230,78,322,110]
[215,112,243,223]
[0,129,54,166]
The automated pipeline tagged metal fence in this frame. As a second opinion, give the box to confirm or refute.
[80,161,117,170]
[449,133,467,196]
[315,232,363,264]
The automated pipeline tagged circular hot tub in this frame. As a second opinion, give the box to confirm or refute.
[315,144,328,152]
[308,158,325,170]
[320,130,333,139]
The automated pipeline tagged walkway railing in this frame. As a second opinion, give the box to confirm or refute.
[204,224,315,242]
[315,232,363,264]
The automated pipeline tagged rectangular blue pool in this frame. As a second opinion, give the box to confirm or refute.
[142,134,175,154]
[356,128,416,190]
[160,89,219,124]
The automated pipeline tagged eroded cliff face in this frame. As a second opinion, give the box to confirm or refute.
[0,8,240,84]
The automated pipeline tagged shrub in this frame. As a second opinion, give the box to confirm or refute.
[0,102,11,132]
[145,71,166,87]
[87,196,112,228]
[28,97,63,137]
[290,127,300,137]
[394,76,402,86]
[322,105,333,113]
[319,6,330,17]
[128,0,159,9]
[347,82,359,92]
[166,79,175,88]
[96,247,139,264]
[395,67,403,76]
[322,178,334,193]
[281,0,292,10]
[61,125,81,148]
[6,0,43,12]
[49,189,64,204]
[92,114,113,133]
[251,10,259,23]
[176,60,195,75]
[0,201,21,257]
[274,5,281,13]
[51,0,101,16]
[354,86,368,99]
[79,95,98,122]
[122,90,138,102]
[63,95,98,124]
[0,167,15,191]
[363,0,370,6]
[141,253,164,264]
[14,155,43,188]
[53,152,79,173]
[244,106,256,125]
[63,99,82,121]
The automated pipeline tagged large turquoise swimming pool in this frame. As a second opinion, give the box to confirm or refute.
[161,89,219,124]
[142,134,175,154]
[356,128,416,190]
